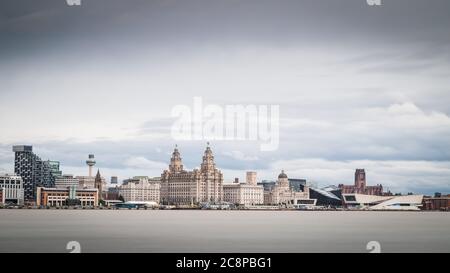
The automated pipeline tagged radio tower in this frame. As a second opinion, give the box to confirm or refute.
[86,154,96,177]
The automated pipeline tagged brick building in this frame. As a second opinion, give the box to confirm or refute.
[338,169,383,196]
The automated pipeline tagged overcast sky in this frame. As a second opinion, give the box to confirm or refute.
[1,0,449,194]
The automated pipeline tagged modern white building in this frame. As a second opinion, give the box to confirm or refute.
[119,176,161,203]
[0,173,24,205]
[342,193,424,210]
[223,172,264,206]
[54,174,79,188]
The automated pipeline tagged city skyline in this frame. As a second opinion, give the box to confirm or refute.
[1,0,450,195]
[2,143,448,196]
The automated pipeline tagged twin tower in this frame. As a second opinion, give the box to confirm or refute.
[160,144,224,205]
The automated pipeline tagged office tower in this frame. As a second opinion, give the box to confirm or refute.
[223,173,264,206]
[119,176,160,203]
[86,154,96,177]
[0,173,24,205]
[288,178,307,192]
[264,170,315,206]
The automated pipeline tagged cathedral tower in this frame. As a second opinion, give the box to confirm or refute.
[355,169,366,189]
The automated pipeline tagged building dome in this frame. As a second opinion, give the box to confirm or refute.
[278,170,288,179]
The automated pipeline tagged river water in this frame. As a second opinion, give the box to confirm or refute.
[0,210,448,252]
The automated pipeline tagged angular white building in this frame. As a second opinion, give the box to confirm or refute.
[342,193,424,210]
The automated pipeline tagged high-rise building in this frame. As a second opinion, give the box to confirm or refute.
[0,173,24,205]
[13,145,59,202]
[111,176,118,184]
[160,144,223,205]
[338,169,384,196]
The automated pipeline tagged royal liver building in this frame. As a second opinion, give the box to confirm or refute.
[160,144,223,205]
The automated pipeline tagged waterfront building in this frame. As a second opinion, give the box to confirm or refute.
[119,176,160,203]
[264,170,316,207]
[54,174,79,188]
[36,186,98,207]
[13,145,59,202]
[0,174,24,205]
[160,144,223,205]
[223,172,264,206]
[338,169,383,196]
[342,193,423,210]
[105,185,120,201]
[86,154,96,177]
[307,185,343,207]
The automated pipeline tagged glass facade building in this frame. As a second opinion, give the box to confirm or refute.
[13,145,60,202]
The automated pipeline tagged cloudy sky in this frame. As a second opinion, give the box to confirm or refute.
[1,0,449,194]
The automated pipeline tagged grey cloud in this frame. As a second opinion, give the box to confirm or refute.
[1,0,450,195]
[2,0,450,58]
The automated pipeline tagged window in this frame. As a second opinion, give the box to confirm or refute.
[345,195,356,202]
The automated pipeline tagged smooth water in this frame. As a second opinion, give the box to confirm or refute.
[0,210,448,253]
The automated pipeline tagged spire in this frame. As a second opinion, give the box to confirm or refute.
[95,169,101,181]
[94,169,103,203]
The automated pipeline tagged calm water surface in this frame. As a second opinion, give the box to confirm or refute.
[0,210,449,252]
